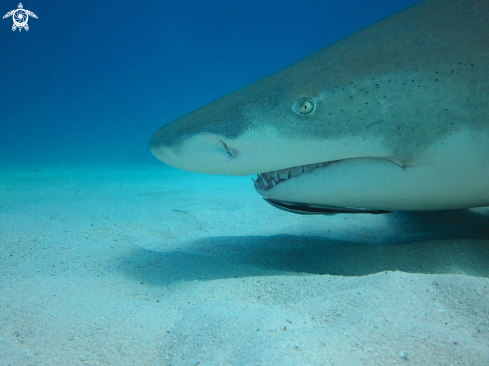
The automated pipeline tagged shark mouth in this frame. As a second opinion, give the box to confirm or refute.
[253,160,393,216]
[253,162,332,191]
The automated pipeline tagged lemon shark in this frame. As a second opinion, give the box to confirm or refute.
[149,0,489,215]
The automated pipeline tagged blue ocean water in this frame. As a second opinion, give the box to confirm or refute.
[1,0,421,167]
[3,1,489,364]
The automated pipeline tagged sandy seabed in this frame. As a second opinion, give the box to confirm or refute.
[0,164,488,365]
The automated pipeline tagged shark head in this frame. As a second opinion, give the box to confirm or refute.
[149,62,388,177]
[149,0,489,212]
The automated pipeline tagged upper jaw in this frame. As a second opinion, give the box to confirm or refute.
[253,161,333,190]
[253,156,404,191]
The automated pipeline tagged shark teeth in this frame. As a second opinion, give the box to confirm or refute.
[254,162,331,191]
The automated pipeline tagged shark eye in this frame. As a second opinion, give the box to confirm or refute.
[293,98,316,115]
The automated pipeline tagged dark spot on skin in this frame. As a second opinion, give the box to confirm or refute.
[435,79,438,81]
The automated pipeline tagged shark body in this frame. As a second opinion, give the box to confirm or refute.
[149,0,489,213]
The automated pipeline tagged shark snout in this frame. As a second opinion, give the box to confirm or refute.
[149,125,242,174]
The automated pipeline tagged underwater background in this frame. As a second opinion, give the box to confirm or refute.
[1,0,421,168]
[2,1,489,365]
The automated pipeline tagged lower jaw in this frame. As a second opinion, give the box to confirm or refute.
[252,157,409,211]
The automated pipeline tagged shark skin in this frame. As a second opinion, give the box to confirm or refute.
[149,0,489,213]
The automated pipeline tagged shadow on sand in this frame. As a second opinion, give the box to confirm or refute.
[118,209,489,284]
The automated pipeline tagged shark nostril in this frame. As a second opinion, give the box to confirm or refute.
[220,139,235,160]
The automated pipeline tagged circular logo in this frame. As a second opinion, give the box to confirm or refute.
[13,9,28,28]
